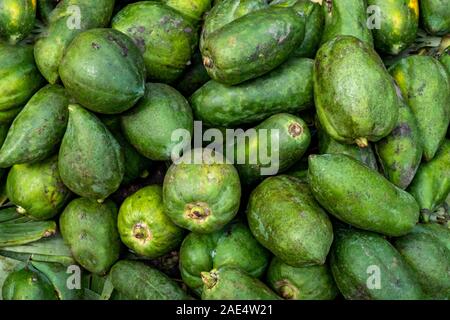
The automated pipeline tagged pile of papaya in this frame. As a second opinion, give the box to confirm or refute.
[0,0,449,301]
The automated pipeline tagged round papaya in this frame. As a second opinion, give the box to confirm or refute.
[0,0,36,44]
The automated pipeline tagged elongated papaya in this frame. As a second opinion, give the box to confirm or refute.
[389,55,449,161]
[411,223,450,251]
[162,0,212,23]
[0,221,57,247]
[0,0,36,43]
[314,36,399,147]
[247,175,333,267]
[330,228,423,300]
[0,207,22,223]
[201,6,305,85]
[58,104,124,201]
[0,85,69,168]
[420,0,450,35]
[191,57,314,127]
[375,98,423,189]
[308,154,419,236]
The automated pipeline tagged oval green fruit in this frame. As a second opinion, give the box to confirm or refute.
[0,0,36,44]
[121,83,193,161]
[246,175,333,267]
[420,0,450,35]
[6,155,71,220]
[59,198,121,275]
[59,28,146,114]
[118,185,184,258]
[314,35,399,146]
[58,104,124,201]
[162,0,212,23]
[0,107,22,124]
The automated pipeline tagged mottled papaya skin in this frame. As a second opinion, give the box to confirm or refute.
[0,107,22,125]
[191,57,314,127]
[162,0,212,23]
[0,43,44,111]
[235,113,311,185]
[112,2,197,83]
[179,220,270,295]
[440,47,450,75]
[34,0,115,84]
[394,231,450,299]
[314,36,399,146]
[2,266,58,300]
[121,83,193,161]
[0,0,36,44]
[37,0,57,24]
[247,175,333,267]
[308,154,420,236]
[390,55,450,161]
[59,28,146,114]
[320,0,373,46]
[175,51,210,96]
[59,198,121,274]
[411,223,450,251]
[201,6,305,85]
[330,228,423,300]
[59,105,124,201]
[266,256,338,300]
[201,266,280,300]
[6,156,71,220]
[200,0,269,50]
[163,149,241,233]
[375,99,423,189]
[367,0,419,55]
[408,140,450,215]
[420,0,450,35]
[110,260,189,300]
[118,185,184,259]
[0,85,69,168]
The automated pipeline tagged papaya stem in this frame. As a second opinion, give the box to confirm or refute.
[201,270,219,289]
[355,137,368,148]
[185,202,211,221]
[276,280,298,300]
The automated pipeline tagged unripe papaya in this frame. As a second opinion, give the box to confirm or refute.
[314,36,399,147]
[266,256,338,300]
[411,223,450,251]
[308,154,419,236]
[246,175,333,267]
[0,107,22,125]
[0,0,36,44]
[6,156,71,220]
[420,0,450,35]
[179,220,270,295]
[390,55,449,161]
[0,220,56,247]
[175,51,210,97]
[59,198,121,275]
[0,85,69,168]
[58,105,125,201]
[162,0,212,23]
[118,185,184,259]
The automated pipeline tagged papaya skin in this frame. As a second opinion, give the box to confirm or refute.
[162,0,212,23]
[58,104,125,201]
[2,267,58,300]
[246,175,333,267]
[390,55,450,161]
[118,185,184,259]
[0,85,69,168]
[0,107,22,125]
[308,154,420,236]
[411,223,450,251]
[420,0,450,35]
[0,0,36,44]
[175,51,210,97]
[314,36,399,146]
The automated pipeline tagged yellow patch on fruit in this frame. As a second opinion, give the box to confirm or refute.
[392,70,406,90]
[7,2,21,24]
[408,0,419,18]
[32,0,37,9]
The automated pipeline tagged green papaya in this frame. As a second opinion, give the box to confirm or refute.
[118,185,184,259]
[6,156,71,220]
[0,107,21,125]
[321,0,373,46]
[163,149,241,233]
[234,113,311,185]
[59,28,146,114]
[330,228,423,300]
[162,0,212,23]
[314,36,399,147]
[34,0,115,84]
[247,175,333,266]
[440,44,450,75]
[0,42,44,111]
[266,256,338,300]
[175,51,210,97]
[408,140,450,216]
[394,231,450,299]
[121,83,194,161]
[37,0,58,24]
[112,1,197,83]
[367,0,419,55]
[420,0,450,35]
[0,85,69,168]
[390,55,449,161]
[2,266,58,300]
[58,104,125,201]
[110,260,189,300]
[411,223,450,251]
[0,0,36,43]
[179,220,270,295]
[201,6,305,85]
[191,57,314,127]
[375,98,423,189]
[0,255,23,297]
[0,221,56,247]
[201,266,280,300]
[59,198,121,274]
[308,154,419,236]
